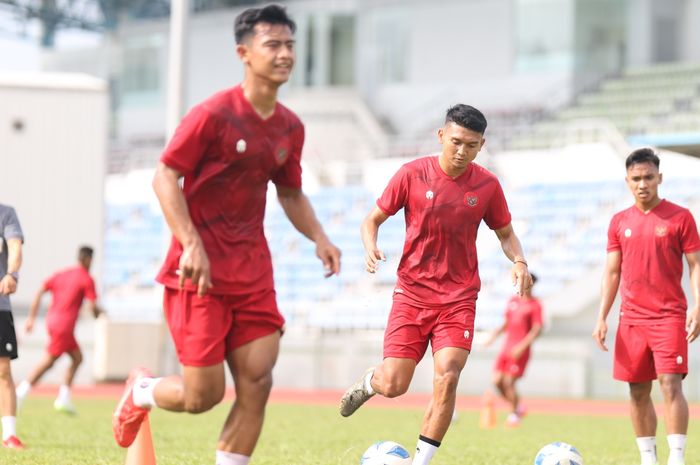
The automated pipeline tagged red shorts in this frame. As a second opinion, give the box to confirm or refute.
[383,296,475,363]
[46,324,79,357]
[614,321,688,383]
[493,348,530,379]
[163,287,285,367]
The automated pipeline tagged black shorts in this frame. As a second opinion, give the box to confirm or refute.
[0,312,18,360]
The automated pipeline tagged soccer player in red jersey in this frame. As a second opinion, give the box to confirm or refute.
[593,148,700,465]
[339,104,531,465]
[484,273,542,427]
[111,5,341,464]
[16,246,102,415]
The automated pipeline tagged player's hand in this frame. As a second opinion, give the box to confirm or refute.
[364,247,386,274]
[686,309,700,343]
[592,319,608,351]
[510,345,525,360]
[0,274,17,295]
[178,240,212,297]
[511,262,531,296]
[315,236,341,277]
[24,317,34,334]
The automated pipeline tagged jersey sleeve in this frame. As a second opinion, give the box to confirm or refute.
[483,181,512,230]
[679,210,700,253]
[84,276,97,302]
[531,300,544,327]
[376,165,410,216]
[2,207,24,242]
[271,121,304,190]
[43,273,57,291]
[160,104,217,176]
[606,215,621,252]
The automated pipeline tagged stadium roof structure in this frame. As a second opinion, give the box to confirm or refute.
[0,0,263,47]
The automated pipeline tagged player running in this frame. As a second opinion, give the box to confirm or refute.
[112,5,341,465]
[339,104,531,465]
[483,273,543,427]
[16,246,102,414]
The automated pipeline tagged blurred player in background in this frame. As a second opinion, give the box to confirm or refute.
[16,246,102,415]
[483,272,542,427]
[0,204,24,449]
[593,148,700,465]
[339,104,531,465]
[111,5,341,465]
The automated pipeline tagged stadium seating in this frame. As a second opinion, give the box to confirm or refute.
[101,174,698,330]
[505,62,700,149]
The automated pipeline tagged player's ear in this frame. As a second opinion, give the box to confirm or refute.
[236,43,249,63]
[658,172,663,184]
[480,137,486,149]
[437,127,444,144]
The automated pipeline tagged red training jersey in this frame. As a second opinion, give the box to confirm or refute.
[43,265,97,330]
[502,295,543,350]
[156,85,304,295]
[607,199,700,324]
[377,157,512,305]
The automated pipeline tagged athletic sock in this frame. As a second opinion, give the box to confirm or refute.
[132,377,162,409]
[15,380,30,400]
[1,416,17,440]
[636,436,657,465]
[215,450,250,465]
[667,434,687,464]
[412,435,440,465]
[57,384,71,403]
[364,369,375,395]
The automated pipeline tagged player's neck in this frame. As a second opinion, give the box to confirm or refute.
[240,78,280,119]
[634,196,661,213]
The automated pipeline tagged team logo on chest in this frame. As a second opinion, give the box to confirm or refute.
[236,139,247,153]
[426,190,434,200]
[655,225,668,237]
[624,228,632,238]
[464,191,478,207]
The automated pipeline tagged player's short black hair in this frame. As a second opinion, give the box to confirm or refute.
[445,104,488,134]
[626,147,660,169]
[530,272,538,285]
[78,245,93,261]
[234,4,296,44]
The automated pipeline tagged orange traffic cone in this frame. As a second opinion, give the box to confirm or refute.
[125,415,157,465]
[478,390,497,429]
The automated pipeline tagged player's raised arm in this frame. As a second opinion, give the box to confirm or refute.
[593,250,622,351]
[152,162,212,296]
[493,223,531,295]
[685,250,700,342]
[360,207,389,274]
[276,185,341,277]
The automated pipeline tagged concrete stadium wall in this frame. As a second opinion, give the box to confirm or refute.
[21,313,700,402]
[0,73,107,313]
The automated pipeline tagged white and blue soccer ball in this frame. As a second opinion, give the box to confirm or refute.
[534,442,584,465]
[360,440,412,465]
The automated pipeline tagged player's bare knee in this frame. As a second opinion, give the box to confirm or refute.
[382,377,409,398]
[238,371,274,399]
[434,370,460,394]
[184,392,221,413]
[658,375,683,400]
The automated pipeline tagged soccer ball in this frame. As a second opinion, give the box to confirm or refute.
[360,440,412,465]
[534,442,584,465]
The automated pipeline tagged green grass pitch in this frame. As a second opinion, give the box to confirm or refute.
[1,396,692,464]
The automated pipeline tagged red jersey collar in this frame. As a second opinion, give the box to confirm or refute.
[233,84,280,124]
